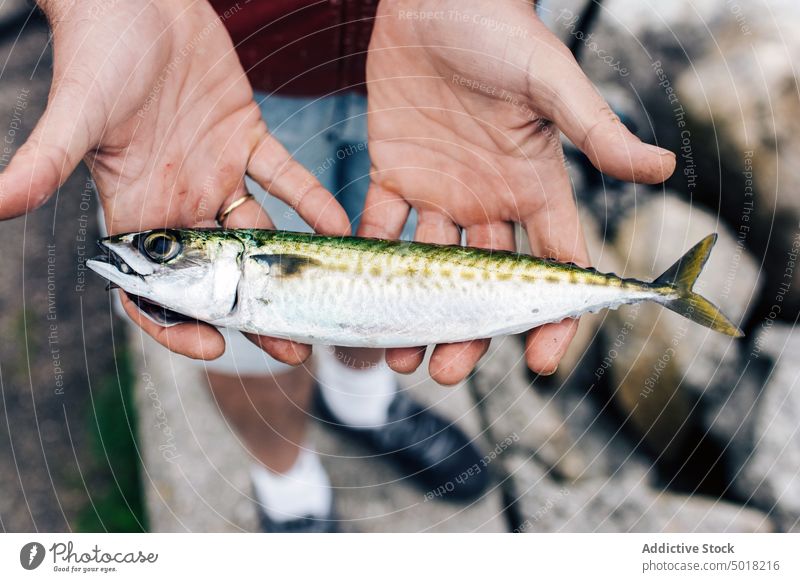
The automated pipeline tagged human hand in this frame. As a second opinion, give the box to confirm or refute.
[362,0,676,384]
[0,0,350,362]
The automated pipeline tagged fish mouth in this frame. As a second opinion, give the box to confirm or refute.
[87,244,195,327]
[86,242,153,300]
[88,242,141,278]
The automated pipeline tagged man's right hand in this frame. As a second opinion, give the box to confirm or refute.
[0,0,350,362]
[363,0,676,383]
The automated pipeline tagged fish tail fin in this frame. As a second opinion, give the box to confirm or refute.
[652,233,744,338]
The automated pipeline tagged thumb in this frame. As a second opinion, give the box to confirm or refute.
[528,35,676,184]
[0,79,94,219]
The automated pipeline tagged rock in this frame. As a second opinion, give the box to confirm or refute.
[470,337,587,481]
[508,454,773,532]
[603,195,761,462]
[546,0,723,131]
[722,324,800,531]
[550,367,655,484]
[547,0,794,133]
[548,0,800,319]
[674,3,800,320]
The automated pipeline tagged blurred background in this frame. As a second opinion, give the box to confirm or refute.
[0,0,797,532]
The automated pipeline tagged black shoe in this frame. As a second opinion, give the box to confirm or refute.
[256,504,339,533]
[315,386,490,502]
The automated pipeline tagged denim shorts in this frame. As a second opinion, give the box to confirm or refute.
[207,92,414,376]
[248,92,415,236]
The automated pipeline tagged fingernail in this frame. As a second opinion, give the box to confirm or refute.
[644,143,675,158]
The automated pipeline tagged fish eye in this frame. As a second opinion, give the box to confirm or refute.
[142,231,182,263]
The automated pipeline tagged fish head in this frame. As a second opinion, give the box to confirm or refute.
[87,229,244,322]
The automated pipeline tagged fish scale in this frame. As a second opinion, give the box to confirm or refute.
[230,232,657,347]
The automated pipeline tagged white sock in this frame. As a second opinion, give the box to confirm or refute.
[316,346,397,428]
[251,447,332,523]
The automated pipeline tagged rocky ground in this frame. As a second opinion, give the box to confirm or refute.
[1,0,798,532]
[547,0,800,532]
[0,11,144,532]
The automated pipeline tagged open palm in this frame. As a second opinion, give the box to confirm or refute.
[362,0,676,383]
[1,0,349,362]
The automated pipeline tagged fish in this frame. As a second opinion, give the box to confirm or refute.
[86,229,743,347]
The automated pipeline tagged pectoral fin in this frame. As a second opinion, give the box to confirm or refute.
[250,254,320,277]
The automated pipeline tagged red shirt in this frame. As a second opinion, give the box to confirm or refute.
[209,0,379,96]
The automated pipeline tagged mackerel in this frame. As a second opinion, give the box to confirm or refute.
[87,229,743,347]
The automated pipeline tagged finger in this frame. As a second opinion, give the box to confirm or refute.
[465,222,517,254]
[385,346,427,375]
[411,210,488,385]
[525,320,579,376]
[356,174,411,239]
[222,183,312,366]
[414,208,461,245]
[218,181,275,229]
[427,222,517,385]
[244,333,311,366]
[523,168,589,375]
[0,78,94,219]
[384,210,461,377]
[354,176,412,371]
[528,34,676,184]
[525,179,589,265]
[247,134,350,236]
[429,340,490,386]
[120,292,225,360]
